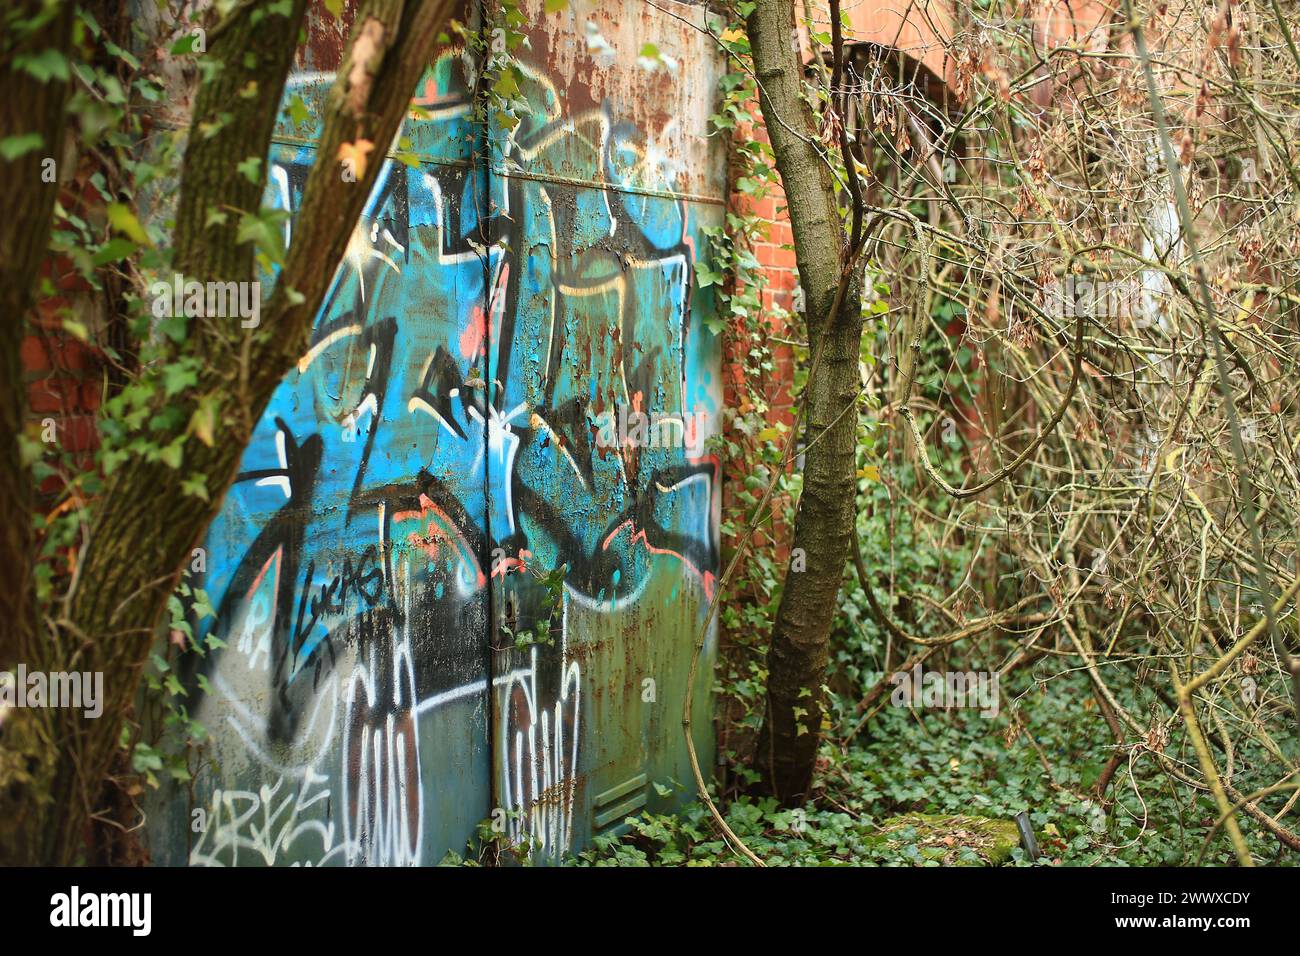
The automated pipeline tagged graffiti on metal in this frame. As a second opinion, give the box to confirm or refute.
[151,3,724,866]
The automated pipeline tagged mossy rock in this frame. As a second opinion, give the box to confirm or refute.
[868,813,1021,866]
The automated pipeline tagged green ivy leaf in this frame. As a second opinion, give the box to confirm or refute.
[236,155,262,184]
[132,743,163,773]
[159,440,184,469]
[286,93,311,129]
[15,49,71,83]
[493,68,520,99]
[107,202,153,246]
[91,237,137,266]
[192,588,215,621]
[188,395,217,447]
[62,318,90,342]
[0,133,44,161]
[236,208,288,267]
[162,362,198,397]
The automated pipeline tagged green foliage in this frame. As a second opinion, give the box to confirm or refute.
[236,206,289,267]
[696,17,802,774]
[501,561,568,649]
[579,670,1298,866]
[15,2,255,830]
[133,573,218,791]
[0,132,45,159]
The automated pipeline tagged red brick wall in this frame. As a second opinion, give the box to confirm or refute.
[24,189,107,494]
[719,116,804,567]
[724,120,798,433]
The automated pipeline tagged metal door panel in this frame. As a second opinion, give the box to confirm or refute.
[148,0,725,866]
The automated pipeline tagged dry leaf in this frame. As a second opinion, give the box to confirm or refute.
[338,138,376,180]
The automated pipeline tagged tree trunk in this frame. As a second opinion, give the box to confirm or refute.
[0,0,455,864]
[0,1,74,670]
[0,0,76,867]
[747,0,865,804]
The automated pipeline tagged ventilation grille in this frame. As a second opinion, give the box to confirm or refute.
[592,773,648,830]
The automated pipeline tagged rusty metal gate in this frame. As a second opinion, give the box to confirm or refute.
[148,0,724,865]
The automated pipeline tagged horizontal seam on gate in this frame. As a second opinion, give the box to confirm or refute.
[488,165,726,206]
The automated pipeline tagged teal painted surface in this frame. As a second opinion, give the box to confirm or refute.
[148,1,724,865]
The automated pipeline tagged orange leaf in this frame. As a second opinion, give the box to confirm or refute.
[337,139,375,180]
